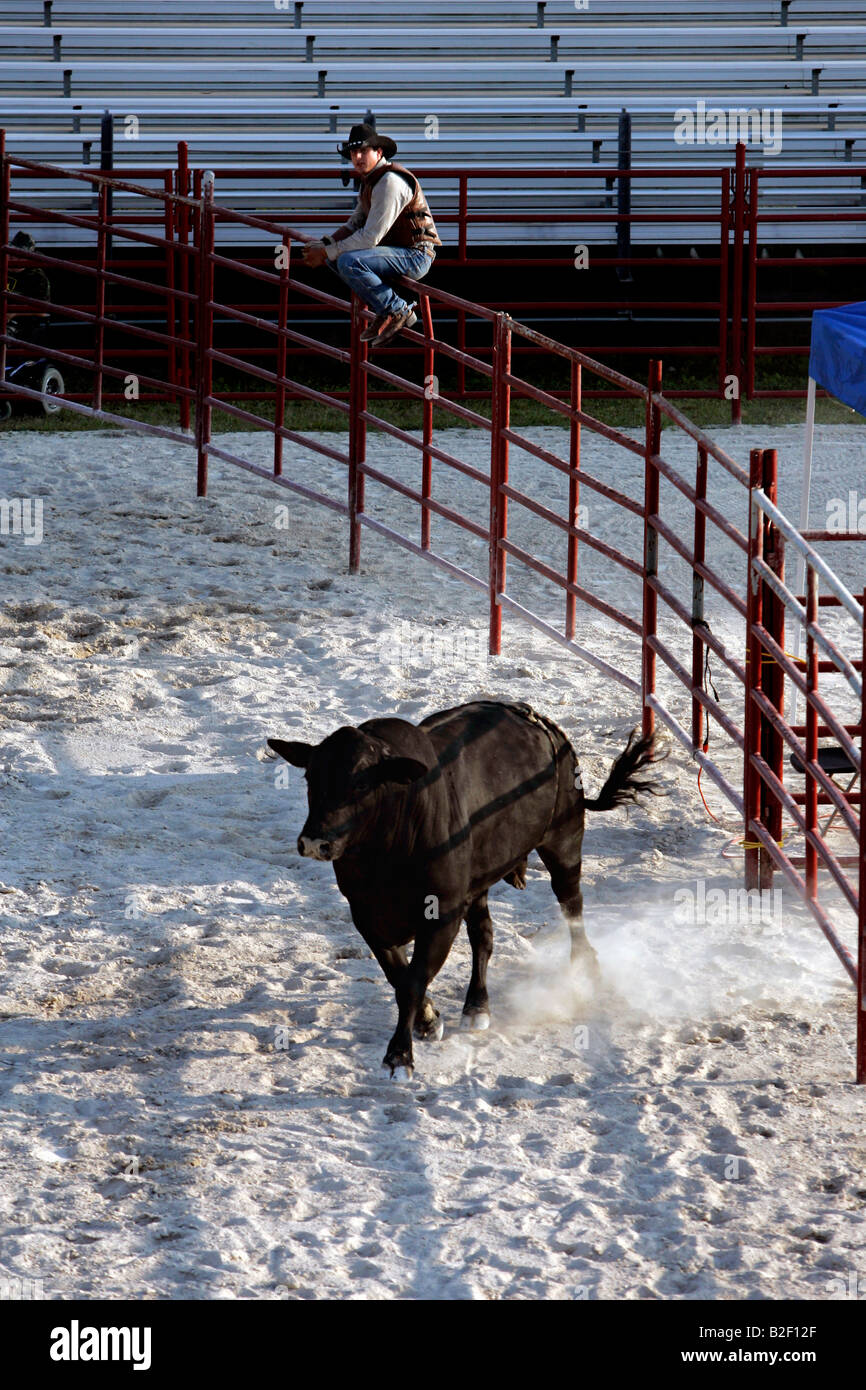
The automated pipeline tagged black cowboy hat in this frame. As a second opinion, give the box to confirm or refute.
[337,123,397,160]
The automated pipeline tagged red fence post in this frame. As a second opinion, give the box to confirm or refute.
[163,169,178,417]
[718,167,730,402]
[566,359,581,641]
[642,358,663,740]
[420,292,435,550]
[805,567,819,901]
[93,181,108,413]
[859,586,866,1083]
[744,447,764,891]
[348,291,367,573]
[488,312,510,656]
[274,233,290,478]
[194,171,215,498]
[457,175,468,398]
[731,141,746,426]
[176,141,191,432]
[692,443,708,748]
[0,130,9,393]
[762,447,784,886]
[746,167,759,407]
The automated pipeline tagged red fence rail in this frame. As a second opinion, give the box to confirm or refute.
[0,136,199,439]
[198,159,734,404]
[744,162,866,404]
[2,138,864,1081]
[7,136,866,419]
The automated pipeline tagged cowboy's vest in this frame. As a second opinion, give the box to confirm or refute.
[359,162,442,253]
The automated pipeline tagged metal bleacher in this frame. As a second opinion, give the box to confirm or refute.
[2,0,866,248]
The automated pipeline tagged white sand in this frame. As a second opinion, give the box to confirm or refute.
[0,420,864,1300]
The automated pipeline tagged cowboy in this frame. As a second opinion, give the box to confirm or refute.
[6,230,50,341]
[302,123,441,347]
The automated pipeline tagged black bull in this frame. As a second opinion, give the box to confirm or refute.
[268,700,660,1078]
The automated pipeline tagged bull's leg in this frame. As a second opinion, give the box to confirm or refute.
[461,891,493,1030]
[367,940,410,989]
[383,917,461,1079]
[354,929,440,1044]
[537,832,600,982]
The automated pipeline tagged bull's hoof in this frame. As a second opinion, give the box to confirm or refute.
[571,946,601,985]
[382,1061,414,1082]
[415,1015,444,1042]
[460,1010,490,1032]
[382,1047,415,1080]
[414,1008,444,1042]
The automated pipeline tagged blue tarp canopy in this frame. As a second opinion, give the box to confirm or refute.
[809,301,866,418]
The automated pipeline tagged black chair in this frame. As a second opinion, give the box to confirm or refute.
[789,747,856,777]
[789,745,859,836]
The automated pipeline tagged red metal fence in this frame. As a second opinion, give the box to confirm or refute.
[745,459,866,1081]
[191,158,735,406]
[6,137,866,419]
[745,161,866,404]
[2,138,864,1081]
[0,136,198,434]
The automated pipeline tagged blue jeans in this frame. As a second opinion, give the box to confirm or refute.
[330,244,432,317]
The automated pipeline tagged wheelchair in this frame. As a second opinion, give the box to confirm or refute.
[0,316,65,423]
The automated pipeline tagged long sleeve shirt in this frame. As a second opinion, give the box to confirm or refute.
[325,158,413,260]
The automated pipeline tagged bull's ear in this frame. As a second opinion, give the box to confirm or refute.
[267,738,312,767]
[372,756,428,787]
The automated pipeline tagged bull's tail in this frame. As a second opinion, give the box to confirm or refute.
[585,727,665,812]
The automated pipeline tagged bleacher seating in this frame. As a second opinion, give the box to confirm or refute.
[3,0,866,247]
[7,119,866,168]
[6,58,866,100]
[4,24,866,60]
[8,1,866,23]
